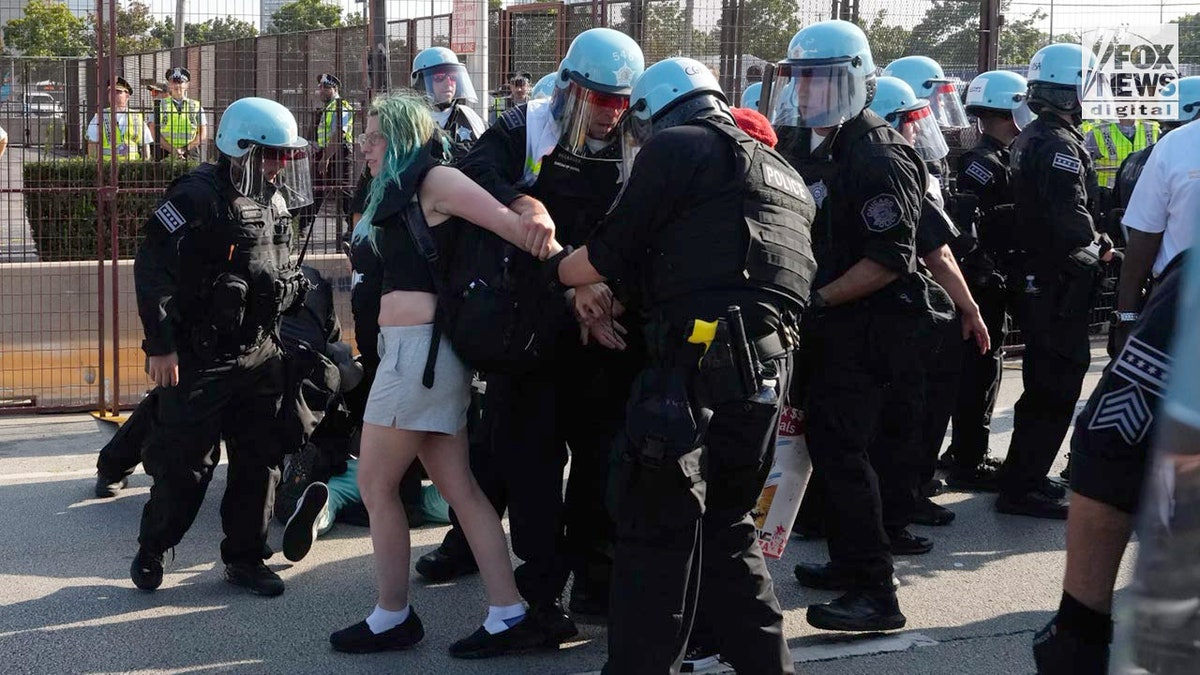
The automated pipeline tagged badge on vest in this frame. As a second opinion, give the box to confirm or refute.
[154,200,187,233]
[964,161,994,186]
[809,180,828,208]
[1052,152,1082,174]
[861,193,903,232]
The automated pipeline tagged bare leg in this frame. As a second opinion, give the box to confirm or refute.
[358,422,423,611]
[421,430,521,607]
[1062,491,1134,612]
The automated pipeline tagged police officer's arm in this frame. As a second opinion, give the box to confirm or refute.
[923,246,990,353]
[816,155,923,307]
[134,188,214,387]
[1036,138,1098,255]
[422,165,558,259]
[1115,145,1169,327]
[457,111,529,208]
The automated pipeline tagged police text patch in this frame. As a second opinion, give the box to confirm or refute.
[1052,152,1082,174]
[499,106,526,132]
[762,161,808,199]
[861,194,903,232]
[154,200,186,233]
[964,161,994,185]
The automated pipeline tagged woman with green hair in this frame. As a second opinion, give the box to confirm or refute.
[330,91,558,657]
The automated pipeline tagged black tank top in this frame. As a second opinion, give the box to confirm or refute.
[369,137,449,294]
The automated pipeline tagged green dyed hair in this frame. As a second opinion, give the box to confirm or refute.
[352,90,442,247]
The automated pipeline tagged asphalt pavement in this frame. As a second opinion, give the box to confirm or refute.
[0,344,1136,674]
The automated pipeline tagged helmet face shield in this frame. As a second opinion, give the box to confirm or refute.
[896,104,949,161]
[553,81,629,156]
[232,144,313,211]
[928,81,969,129]
[768,61,868,129]
[1012,99,1035,129]
[414,63,478,106]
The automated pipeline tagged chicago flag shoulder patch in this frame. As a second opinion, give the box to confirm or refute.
[154,200,186,233]
[1052,152,1082,174]
[964,161,994,185]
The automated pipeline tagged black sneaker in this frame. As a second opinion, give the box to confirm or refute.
[680,644,721,672]
[909,497,956,526]
[794,562,900,591]
[919,478,944,498]
[224,561,285,597]
[996,490,1069,520]
[95,474,128,499]
[414,543,479,582]
[946,463,1001,492]
[1039,476,1069,500]
[130,547,164,591]
[331,610,425,653]
[1032,616,1110,674]
[448,617,546,659]
[275,442,320,524]
[528,601,579,646]
[282,482,329,562]
[888,528,934,555]
[807,588,907,632]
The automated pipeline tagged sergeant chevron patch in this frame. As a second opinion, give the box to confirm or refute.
[1090,384,1152,445]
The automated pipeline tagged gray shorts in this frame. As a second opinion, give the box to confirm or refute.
[363,324,470,435]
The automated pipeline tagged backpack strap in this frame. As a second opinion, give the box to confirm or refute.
[400,195,444,389]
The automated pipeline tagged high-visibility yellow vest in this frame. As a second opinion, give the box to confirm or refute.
[160,97,202,148]
[1089,121,1159,188]
[316,97,353,148]
[100,110,146,161]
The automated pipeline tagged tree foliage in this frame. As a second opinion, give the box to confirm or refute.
[112,0,161,54]
[151,16,259,48]
[267,0,349,35]
[858,10,910,66]
[631,1,719,63]
[3,0,91,57]
[738,0,802,63]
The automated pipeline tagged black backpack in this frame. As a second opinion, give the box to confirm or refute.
[401,197,569,387]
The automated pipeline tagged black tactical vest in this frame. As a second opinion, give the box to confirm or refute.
[648,118,817,309]
[529,141,624,246]
[190,162,299,354]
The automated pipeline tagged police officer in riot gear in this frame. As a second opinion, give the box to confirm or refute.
[882,55,971,191]
[416,28,646,635]
[129,97,314,596]
[740,81,763,110]
[943,70,1033,491]
[547,55,815,675]
[996,43,1110,520]
[768,20,928,631]
[411,47,487,154]
[865,76,990,535]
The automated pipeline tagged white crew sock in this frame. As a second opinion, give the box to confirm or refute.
[483,602,526,635]
[366,604,411,634]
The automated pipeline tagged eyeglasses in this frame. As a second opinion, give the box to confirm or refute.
[356,131,386,147]
[258,146,304,162]
[432,72,453,83]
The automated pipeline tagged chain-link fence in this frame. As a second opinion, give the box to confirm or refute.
[1,0,1198,411]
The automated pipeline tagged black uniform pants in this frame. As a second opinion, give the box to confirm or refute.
[1000,272,1094,497]
[606,357,794,675]
[96,388,160,480]
[914,314,965,486]
[805,309,915,587]
[947,279,1009,472]
[138,341,287,564]
[490,340,639,606]
[868,314,938,532]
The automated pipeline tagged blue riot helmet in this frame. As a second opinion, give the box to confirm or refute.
[531,73,557,101]
[551,27,646,156]
[625,57,729,144]
[411,47,478,108]
[868,76,948,162]
[882,55,970,129]
[741,82,763,110]
[964,70,1034,130]
[767,20,875,129]
[1026,43,1096,121]
[216,96,312,210]
[1167,75,1200,127]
